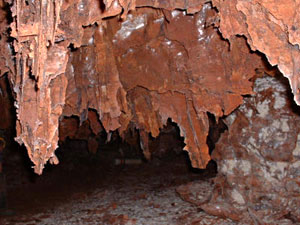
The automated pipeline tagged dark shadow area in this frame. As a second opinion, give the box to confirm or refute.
[0,71,226,224]
[1,118,223,220]
[99,0,106,13]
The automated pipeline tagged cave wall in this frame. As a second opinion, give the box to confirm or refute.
[175,74,300,223]
[213,0,300,105]
[3,0,263,174]
[62,5,263,170]
[203,75,300,223]
[0,0,299,176]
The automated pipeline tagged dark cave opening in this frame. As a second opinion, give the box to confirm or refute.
[2,68,299,224]
[1,0,300,223]
[1,114,222,223]
[0,60,228,223]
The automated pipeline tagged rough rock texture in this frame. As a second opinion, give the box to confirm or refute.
[200,75,300,223]
[1,0,300,223]
[212,0,300,106]
[0,1,13,79]
[0,1,14,134]
[2,0,300,177]
[7,1,263,174]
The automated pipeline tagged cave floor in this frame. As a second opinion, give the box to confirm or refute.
[1,147,235,225]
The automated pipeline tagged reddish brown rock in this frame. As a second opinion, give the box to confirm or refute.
[110,6,261,168]
[6,1,264,173]
[176,179,214,206]
[213,0,300,106]
[2,2,300,223]
[0,1,15,140]
[60,5,261,170]
[201,75,300,223]
[0,1,13,78]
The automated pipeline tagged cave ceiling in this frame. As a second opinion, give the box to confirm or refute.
[0,0,299,174]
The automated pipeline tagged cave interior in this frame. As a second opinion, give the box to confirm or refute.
[1,0,300,224]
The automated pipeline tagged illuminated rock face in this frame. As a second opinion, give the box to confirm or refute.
[204,75,300,223]
[1,0,299,191]
[1,0,300,222]
[212,0,300,105]
[5,1,263,174]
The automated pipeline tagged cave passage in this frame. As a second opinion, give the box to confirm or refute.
[1,119,226,224]
[1,0,300,224]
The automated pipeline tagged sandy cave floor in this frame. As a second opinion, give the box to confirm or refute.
[0,144,236,225]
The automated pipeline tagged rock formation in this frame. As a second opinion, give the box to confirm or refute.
[201,75,300,223]
[1,0,300,223]
[2,0,266,174]
[0,0,299,204]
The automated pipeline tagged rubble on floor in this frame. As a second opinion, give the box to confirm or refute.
[1,147,235,225]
